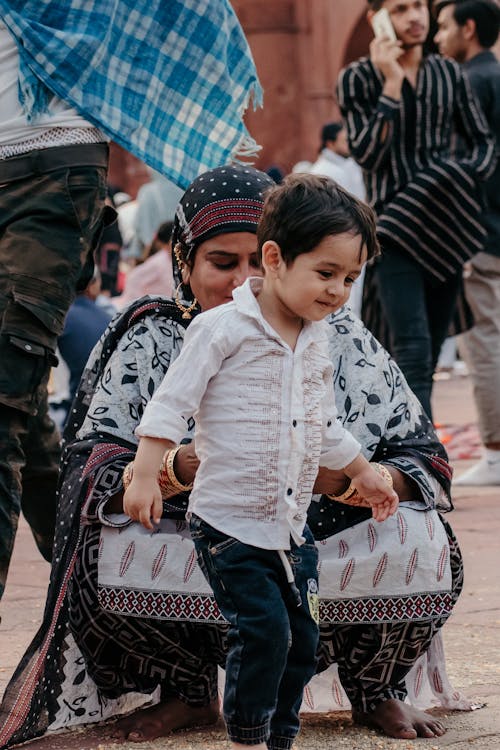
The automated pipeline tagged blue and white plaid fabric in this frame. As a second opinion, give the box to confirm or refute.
[0,0,262,188]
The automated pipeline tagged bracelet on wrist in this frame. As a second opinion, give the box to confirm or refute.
[122,445,194,497]
[326,481,357,503]
[122,461,134,491]
[371,462,393,488]
[162,446,194,492]
[325,462,393,504]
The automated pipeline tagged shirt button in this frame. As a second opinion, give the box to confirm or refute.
[292,420,297,427]
[287,488,293,496]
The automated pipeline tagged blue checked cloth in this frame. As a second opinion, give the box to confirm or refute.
[0,0,262,188]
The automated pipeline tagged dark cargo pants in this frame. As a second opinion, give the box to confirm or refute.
[0,143,111,598]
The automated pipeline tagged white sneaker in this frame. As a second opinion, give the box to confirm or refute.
[454,457,500,486]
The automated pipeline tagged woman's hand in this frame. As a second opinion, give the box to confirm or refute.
[349,466,399,522]
[344,454,399,522]
[123,476,163,530]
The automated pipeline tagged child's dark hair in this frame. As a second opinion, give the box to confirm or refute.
[257,173,379,265]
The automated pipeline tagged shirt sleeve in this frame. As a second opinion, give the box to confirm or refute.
[136,317,226,443]
[337,63,399,171]
[318,365,361,470]
[453,64,497,180]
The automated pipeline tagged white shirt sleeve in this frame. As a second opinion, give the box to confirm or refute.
[318,367,361,470]
[136,317,226,443]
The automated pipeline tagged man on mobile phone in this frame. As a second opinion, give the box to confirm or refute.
[434,0,500,487]
[337,0,496,422]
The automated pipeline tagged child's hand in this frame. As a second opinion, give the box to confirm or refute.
[123,475,163,530]
[349,465,399,522]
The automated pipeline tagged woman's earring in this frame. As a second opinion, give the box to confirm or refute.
[174,283,198,320]
[173,243,184,269]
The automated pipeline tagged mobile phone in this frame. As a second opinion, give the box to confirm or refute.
[371,8,397,42]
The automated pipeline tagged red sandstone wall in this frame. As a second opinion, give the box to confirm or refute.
[109,1,370,194]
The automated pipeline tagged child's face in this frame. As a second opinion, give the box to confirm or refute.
[269,233,367,322]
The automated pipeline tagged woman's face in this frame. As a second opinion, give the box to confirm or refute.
[182,232,261,311]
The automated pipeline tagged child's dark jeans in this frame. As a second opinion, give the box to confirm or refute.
[190,514,319,749]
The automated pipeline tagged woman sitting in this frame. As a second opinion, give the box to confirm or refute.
[0,165,466,748]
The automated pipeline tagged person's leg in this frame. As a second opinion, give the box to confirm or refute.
[68,525,221,742]
[375,248,433,419]
[456,252,500,484]
[268,528,319,750]
[191,516,292,748]
[0,405,26,597]
[318,517,463,739]
[21,392,61,561]
[0,153,108,596]
[426,273,462,375]
[328,620,446,739]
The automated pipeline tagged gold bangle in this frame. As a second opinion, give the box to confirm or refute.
[326,481,357,503]
[325,463,393,503]
[371,462,394,488]
[162,446,193,492]
[122,461,134,491]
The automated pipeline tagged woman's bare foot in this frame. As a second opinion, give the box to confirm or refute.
[110,697,220,742]
[352,699,446,739]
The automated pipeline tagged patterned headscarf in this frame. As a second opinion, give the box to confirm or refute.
[171,164,274,302]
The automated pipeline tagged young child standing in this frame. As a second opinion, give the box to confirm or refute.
[123,174,399,750]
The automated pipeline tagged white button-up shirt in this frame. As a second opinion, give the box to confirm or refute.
[137,277,361,549]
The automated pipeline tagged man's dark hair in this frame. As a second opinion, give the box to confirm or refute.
[434,0,500,47]
[257,174,380,266]
[320,122,343,151]
[367,0,386,9]
[156,220,174,245]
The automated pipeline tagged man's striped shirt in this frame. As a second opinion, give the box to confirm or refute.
[337,54,496,281]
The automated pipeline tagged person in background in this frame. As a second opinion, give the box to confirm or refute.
[0,0,261,600]
[58,270,114,412]
[434,0,500,486]
[96,189,123,298]
[337,0,496,421]
[310,122,367,315]
[292,160,313,173]
[310,122,366,201]
[114,221,174,309]
[128,171,183,260]
[265,164,285,184]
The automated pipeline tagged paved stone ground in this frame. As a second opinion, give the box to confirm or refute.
[1,375,499,749]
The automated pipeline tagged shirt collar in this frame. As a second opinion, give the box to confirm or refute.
[232,277,328,351]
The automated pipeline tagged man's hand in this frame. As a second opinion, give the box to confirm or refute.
[370,36,404,95]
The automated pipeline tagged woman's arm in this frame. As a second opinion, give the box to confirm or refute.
[314,463,418,507]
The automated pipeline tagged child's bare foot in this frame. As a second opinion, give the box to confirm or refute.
[110,697,219,742]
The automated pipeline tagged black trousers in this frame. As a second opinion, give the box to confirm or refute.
[375,247,461,421]
[0,143,110,597]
